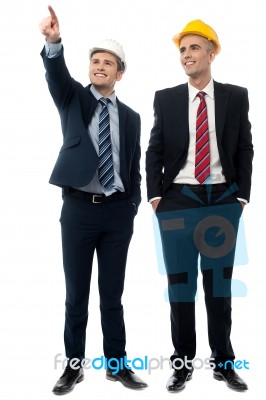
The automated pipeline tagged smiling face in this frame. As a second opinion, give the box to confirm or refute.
[89,51,124,97]
[179,34,215,88]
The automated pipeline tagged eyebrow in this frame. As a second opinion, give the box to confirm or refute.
[180,44,201,51]
[91,58,115,65]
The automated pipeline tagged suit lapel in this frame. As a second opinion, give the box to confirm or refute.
[214,81,230,144]
[84,84,99,128]
[175,82,231,146]
[173,84,189,149]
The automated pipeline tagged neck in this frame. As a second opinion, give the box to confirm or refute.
[189,75,212,91]
[93,85,115,98]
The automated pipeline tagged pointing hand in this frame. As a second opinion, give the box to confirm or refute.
[39,5,61,43]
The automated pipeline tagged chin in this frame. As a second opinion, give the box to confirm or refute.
[92,79,105,85]
[92,81,106,89]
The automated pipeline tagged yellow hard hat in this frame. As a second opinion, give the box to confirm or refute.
[173,19,221,54]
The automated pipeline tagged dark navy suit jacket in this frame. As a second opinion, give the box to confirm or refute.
[41,47,141,207]
[146,82,253,201]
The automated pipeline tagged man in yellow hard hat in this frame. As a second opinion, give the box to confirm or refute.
[146,19,253,392]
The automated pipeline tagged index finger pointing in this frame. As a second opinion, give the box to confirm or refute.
[48,5,57,21]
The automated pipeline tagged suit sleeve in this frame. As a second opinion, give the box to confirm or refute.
[235,89,254,201]
[40,45,75,110]
[130,113,142,208]
[145,92,165,201]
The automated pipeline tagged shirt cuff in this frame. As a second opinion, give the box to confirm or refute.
[149,197,162,204]
[44,40,62,58]
[237,198,248,204]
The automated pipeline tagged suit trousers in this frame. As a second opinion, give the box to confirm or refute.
[155,184,243,367]
[59,192,136,362]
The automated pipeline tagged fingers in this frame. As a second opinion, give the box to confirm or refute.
[39,17,51,35]
[48,5,57,22]
[151,199,161,212]
[39,5,60,41]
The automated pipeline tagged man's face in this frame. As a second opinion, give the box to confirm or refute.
[89,51,123,94]
[179,34,215,80]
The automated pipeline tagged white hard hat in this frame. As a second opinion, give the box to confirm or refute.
[89,39,127,71]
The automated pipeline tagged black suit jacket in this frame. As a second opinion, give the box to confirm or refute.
[146,81,253,201]
[41,47,141,207]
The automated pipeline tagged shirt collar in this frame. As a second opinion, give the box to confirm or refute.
[90,85,117,107]
[188,78,214,102]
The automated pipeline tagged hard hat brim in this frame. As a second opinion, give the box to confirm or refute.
[89,46,126,70]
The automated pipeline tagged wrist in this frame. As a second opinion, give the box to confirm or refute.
[46,37,61,44]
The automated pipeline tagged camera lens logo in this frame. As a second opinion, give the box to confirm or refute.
[153,183,248,301]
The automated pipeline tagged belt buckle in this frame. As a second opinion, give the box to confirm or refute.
[92,195,102,204]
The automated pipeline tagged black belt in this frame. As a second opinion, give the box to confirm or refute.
[67,188,128,203]
[170,183,228,193]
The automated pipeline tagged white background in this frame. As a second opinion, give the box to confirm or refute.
[0,0,265,399]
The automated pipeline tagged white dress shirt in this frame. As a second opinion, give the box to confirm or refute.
[174,79,226,184]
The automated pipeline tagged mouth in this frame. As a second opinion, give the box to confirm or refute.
[94,73,107,78]
[184,61,196,67]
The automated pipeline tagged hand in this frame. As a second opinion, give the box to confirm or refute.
[239,200,246,209]
[39,5,60,43]
[151,199,161,212]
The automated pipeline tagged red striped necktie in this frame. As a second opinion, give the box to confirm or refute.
[195,91,210,184]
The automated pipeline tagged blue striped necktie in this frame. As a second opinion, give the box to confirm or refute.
[98,97,114,189]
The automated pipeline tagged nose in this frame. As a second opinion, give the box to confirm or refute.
[97,64,104,70]
[184,49,192,58]
[94,61,105,70]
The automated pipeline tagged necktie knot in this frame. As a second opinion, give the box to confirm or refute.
[196,91,206,101]
[99,97,110,108]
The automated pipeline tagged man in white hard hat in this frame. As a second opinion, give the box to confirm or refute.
[146,20,253,392]
[39,5,147,394]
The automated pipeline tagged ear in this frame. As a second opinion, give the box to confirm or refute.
[116,71,124,82]
[209,50,216,64]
